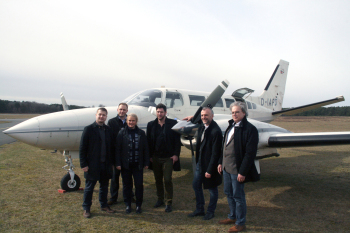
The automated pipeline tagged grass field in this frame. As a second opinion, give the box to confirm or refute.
[0,116,349,232]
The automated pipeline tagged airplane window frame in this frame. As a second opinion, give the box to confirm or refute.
[165,92,184,108]
[225,98,236,108]
[189,95,205,106]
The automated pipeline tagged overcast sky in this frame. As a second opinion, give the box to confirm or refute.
[1,0,349,108]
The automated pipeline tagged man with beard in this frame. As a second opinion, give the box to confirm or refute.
[147,103,181,213]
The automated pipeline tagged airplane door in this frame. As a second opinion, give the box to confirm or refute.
[165,91,184,119]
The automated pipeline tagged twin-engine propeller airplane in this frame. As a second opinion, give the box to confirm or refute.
[4,60,350,191]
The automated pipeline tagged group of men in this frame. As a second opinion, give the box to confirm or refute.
[79,101,259,232]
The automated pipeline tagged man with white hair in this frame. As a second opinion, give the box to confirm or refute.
[218,101,260,232]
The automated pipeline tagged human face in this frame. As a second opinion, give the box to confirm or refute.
[127,116,137,129]
[96,110,107,125]
[231,106,245,123]
[201,108,213,126]
[118,104,128,119]
[156,108,166,121]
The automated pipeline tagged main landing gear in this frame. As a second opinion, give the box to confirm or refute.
[61,150,81,191]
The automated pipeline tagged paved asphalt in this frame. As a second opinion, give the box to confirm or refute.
[0,118,28,146]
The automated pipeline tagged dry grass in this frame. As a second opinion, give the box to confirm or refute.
[0,116,349,232]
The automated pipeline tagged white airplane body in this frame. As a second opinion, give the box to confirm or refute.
[4,59,350,191]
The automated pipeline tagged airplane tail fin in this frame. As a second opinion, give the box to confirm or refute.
[259,60,289,111]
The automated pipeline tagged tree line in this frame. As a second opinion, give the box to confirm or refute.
[0,99,85,114]
[285,106,350,116]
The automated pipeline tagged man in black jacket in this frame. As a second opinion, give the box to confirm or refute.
[147,103,181,213]
[188,107,222,221]
[107,103,128,205]
[218,101,259,232]
[79,107,116,218]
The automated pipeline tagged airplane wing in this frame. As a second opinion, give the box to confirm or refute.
[268,131,350,148]
[272,96,344,116]
[60,93,69,111]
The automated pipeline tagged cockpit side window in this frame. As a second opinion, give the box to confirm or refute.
[189,95,205,106]
[128,90,162,107]
[165,92,183,108]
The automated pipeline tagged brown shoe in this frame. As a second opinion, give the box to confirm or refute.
[218,218,236,224]
[83,210,91,218]
[107,200,117,205]
[101,206,116,213]
[228,225,246,232]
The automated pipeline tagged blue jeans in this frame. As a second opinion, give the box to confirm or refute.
[192,164,218,214]
[223,170,246,225]
[82,163,109,210]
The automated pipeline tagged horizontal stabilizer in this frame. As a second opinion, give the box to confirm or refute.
[268,132,350,148]
[272,96,345,116]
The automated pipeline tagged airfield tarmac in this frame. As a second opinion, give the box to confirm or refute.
[0,118,28,146]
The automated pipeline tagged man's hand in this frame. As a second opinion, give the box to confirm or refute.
[82,166,89,172]
[183,116,194,121]
[237,174,245,183]
[170,155,178,164]
[116,166,121,170]
[205,172,211,178]
[217,164,222,174]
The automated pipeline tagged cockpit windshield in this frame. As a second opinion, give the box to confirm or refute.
[127,89,163,107]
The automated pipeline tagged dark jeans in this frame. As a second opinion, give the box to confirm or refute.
[152,157,173,205]
[121,162,144,207]
[82,162,109,210]
[192,164,218,214]
[109,167,121,201]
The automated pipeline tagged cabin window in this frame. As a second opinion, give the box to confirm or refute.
[247,101,252,109]
[165,92,183,108]
[189,95,205,106]
[225,98,235,108]
[128,89,162,107]
[252,103,257,109]
[214,98,224,108]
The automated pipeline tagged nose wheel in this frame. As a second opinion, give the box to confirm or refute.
[61,173,81,191]
[60,150,81,191]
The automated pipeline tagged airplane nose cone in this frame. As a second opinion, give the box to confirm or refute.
[3,117,40,146]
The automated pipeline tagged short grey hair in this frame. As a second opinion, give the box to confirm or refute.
[202,107,214,115]
[229,101,248,117]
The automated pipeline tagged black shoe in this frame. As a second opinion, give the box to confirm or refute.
[203,212,214,220]
[188,209,205,217]
[165,205,172,213]
[125,206,131,214]
[154,200,165,208]
[136,206,142,214]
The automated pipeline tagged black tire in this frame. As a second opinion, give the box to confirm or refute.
[61,173,81,191]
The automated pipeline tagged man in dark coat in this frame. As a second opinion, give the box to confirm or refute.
[79,107,116,218]
[188,107,222,220]
[218,101,259,232]
[107,103,128,205]
[147,103,181,213]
